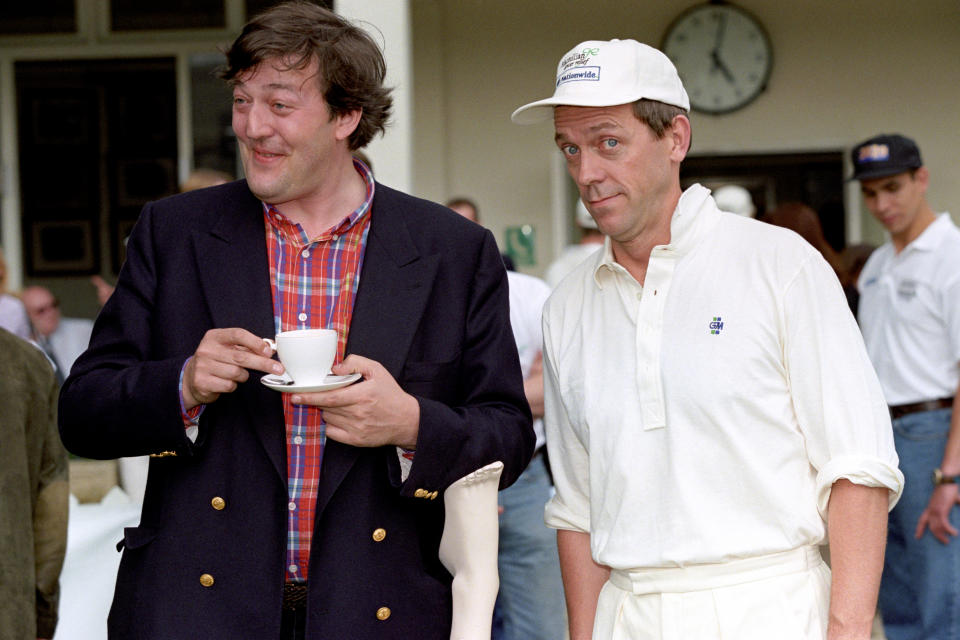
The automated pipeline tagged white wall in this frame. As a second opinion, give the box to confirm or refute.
[413,0,960,275]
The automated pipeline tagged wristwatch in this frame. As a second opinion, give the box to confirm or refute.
[932,468,960,486]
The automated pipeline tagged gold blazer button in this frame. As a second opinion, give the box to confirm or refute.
[211,497,226,510]
[199,573,214,587]
[372,528,386,542]
[376,606,391,621]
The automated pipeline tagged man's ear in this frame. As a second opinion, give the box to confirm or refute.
[668,114,692,162]
[335,109,362,143]
[914,166,930,192]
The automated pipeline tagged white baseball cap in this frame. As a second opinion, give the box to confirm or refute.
[713,185,756,218]
[511,39,690,125]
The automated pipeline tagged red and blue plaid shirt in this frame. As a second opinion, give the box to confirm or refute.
[265,160,373,582]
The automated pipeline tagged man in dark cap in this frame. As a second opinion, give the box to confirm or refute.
[853,133,960,640]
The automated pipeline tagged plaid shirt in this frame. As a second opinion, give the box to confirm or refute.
[265,160,374,582]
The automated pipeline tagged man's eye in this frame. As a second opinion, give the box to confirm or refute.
[603,139,619,149]
[561,145,578,157]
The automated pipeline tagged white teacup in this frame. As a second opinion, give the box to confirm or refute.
[263,329,337,385]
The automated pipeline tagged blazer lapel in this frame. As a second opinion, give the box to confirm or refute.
[314,185,440,517]
[195,184,285,481]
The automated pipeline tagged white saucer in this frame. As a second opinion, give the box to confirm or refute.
[260,372,362,393]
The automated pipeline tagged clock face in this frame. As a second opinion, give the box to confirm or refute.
[662,3,772,114]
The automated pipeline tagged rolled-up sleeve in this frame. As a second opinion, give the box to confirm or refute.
[783,252,904,518]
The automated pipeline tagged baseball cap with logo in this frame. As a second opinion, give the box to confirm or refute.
[511,39,690,125]
[849,134,923,181]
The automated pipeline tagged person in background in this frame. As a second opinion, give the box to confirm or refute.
[544,199,603,288]
[762,201,859,315]
[712,184,756,218]
[0,248,32,341]
[447,198,567,640]
[21,286,94,384]
[58,3,532,638]
[841,243,875,288]
[0,328,69,640]
[512,38,902,640]
[852,133,960,640]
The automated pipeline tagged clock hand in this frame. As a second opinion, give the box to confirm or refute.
[711,50,736,84]
[713,11,728,53]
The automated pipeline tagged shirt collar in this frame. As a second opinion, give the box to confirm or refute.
[592,184,718,289]
[903,212,954,254]
[263,157,376,242]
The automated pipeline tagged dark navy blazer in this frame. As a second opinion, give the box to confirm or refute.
[59,180,534,639]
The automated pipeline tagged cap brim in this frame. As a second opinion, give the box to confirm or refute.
[511,93,646,125]
[511,94,617,125]
[847,164,921,182]
[512,91,690,125]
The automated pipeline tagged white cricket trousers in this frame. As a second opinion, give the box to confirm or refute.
[593,546,830,640]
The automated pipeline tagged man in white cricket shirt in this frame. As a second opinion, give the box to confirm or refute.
[511,39,904,640]
[852,133,960,640]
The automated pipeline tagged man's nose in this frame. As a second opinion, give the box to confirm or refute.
[238,103,273,139]
[576,151,605,186]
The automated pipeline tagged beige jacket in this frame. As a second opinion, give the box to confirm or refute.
[0,329,68,640]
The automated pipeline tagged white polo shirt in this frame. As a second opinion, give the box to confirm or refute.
[857,213,960,406]
[542,184,903,571]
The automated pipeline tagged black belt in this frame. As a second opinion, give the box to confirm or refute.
[282,582,308,611]
[889,397,954,420]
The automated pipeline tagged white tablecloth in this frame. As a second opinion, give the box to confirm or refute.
[53,490,141,640]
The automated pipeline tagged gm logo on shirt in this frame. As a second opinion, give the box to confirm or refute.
[709,316,724,335]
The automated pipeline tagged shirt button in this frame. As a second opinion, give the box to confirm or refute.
[372,528,387,542]
[298,312,307,322]
[211,496,226,510]
[288,564,298,573]
[293,435,303,445]
[288,502,296,511]
[376,607,391,621]
[301,249,310,258]
[636,292,642,300]
[199,573,214,587]
[331,234,339,241]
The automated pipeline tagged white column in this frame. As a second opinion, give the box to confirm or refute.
[336,0,412,193]
[0,56,24,290]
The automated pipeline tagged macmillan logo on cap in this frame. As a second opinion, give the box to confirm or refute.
[858,144,890,164]
[559,46,601,73]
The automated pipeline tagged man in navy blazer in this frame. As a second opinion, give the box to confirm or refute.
[58,3,533,638]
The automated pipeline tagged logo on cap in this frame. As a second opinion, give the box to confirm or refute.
[557,66,600,86]
[858,144,890,163]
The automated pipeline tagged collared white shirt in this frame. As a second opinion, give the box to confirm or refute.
[857,213,960,405]
[507,270,551,450]
[543,184,903,571]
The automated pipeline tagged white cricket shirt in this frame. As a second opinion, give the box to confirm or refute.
[857,213,960,405]
[543,185,903,570]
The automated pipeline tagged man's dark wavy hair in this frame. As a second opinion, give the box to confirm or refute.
[220,0,392,150]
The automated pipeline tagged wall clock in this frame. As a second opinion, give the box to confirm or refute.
[662,2,773,114]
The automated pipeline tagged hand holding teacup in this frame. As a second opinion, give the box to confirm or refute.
[291,354,421,450]
[183,327,284,410]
